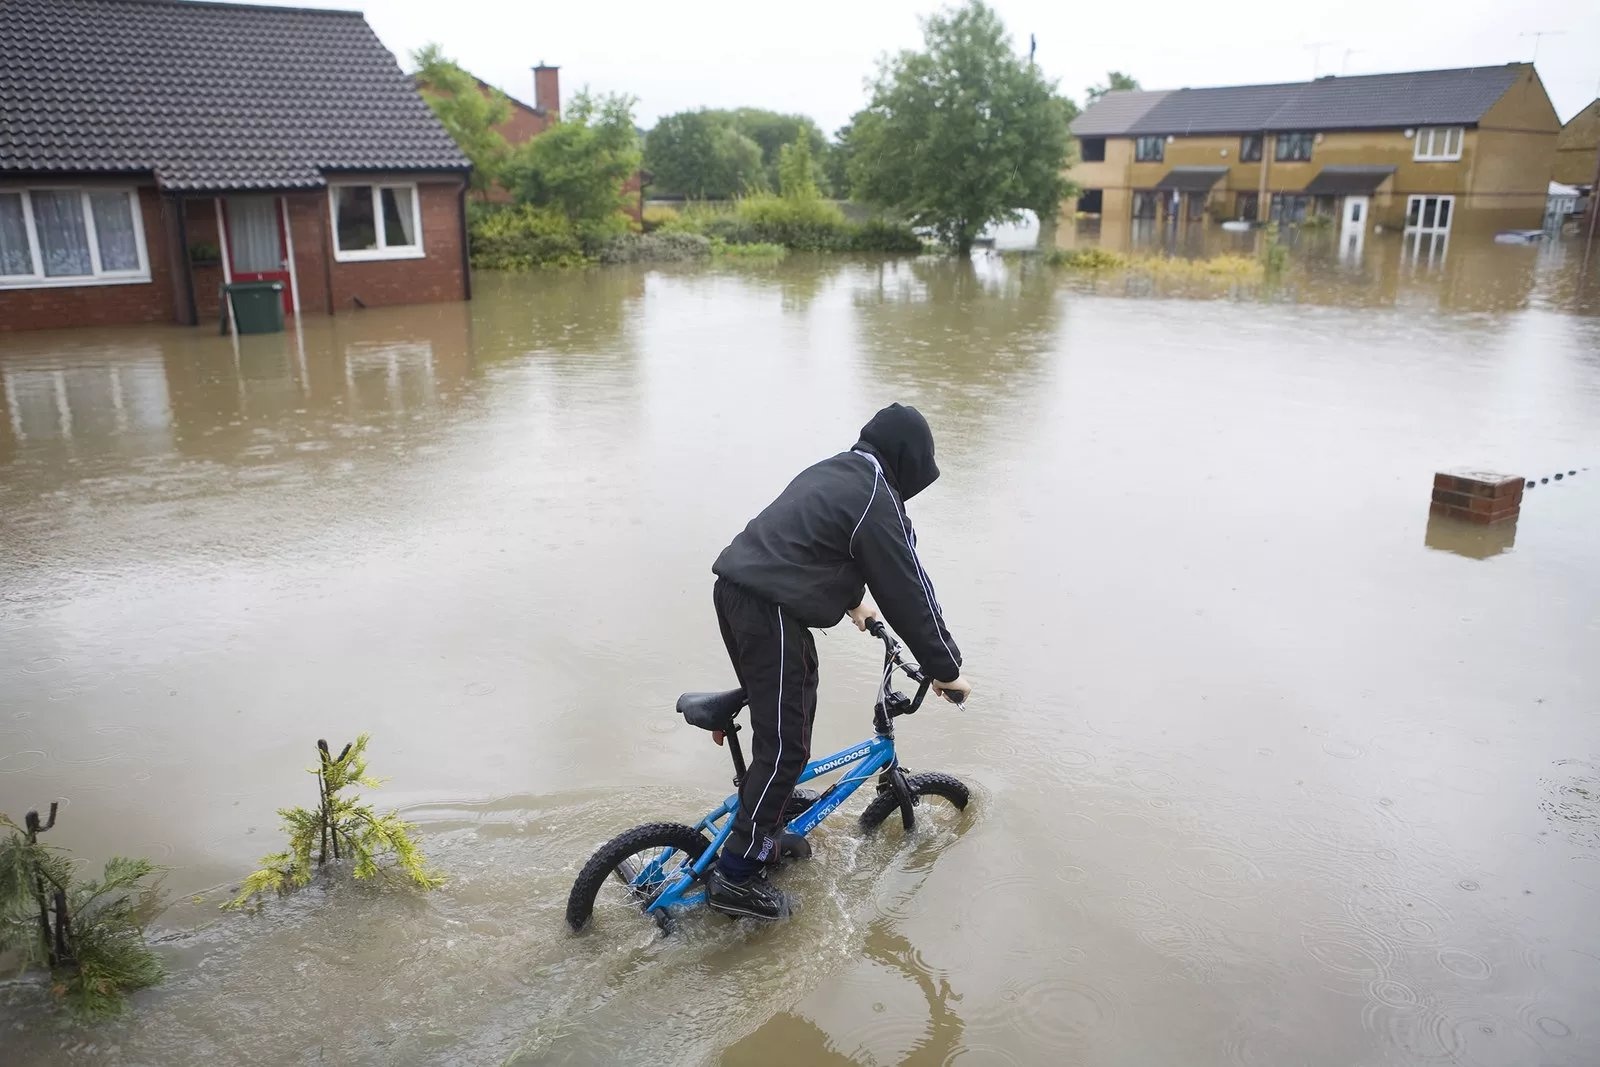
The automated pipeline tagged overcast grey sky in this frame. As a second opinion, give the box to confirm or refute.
[278,0,1597,129]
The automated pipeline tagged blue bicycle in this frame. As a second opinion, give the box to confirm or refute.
[566,620,970,932]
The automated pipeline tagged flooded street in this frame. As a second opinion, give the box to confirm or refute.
[3,235,1600,1065]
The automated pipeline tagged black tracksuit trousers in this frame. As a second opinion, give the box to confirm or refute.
[713,577,818,866]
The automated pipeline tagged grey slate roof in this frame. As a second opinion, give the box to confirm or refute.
[1072,66,1526,138]
[1070,90,1172,137]
[0,0,470,191]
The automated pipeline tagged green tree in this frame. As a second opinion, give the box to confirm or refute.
[848,1,1076,254]
[778,136,820,199]
[725,109,829,192]
[1085,71,1140,105]
[506,91,642,229]
[824,121,857,199]
[412,43,512,197]
[645,110,767,199]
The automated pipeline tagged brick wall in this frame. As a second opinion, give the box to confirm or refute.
[0,186,178,333]
[323,181,467,311]
[4,180,467,332]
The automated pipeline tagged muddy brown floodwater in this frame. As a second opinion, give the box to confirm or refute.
[3,232,1600,1065]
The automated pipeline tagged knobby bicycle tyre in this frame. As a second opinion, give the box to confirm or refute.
[566,822,709,932]
[858,772,970,831]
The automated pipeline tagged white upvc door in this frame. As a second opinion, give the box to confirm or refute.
[1341,196,1369,237]
[1339,195,1369,261]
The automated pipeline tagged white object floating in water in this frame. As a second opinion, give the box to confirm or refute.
[1493,230,1545,244]
[1220,221,1252,232]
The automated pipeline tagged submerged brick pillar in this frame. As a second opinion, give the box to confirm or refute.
[1431,470,1523,524]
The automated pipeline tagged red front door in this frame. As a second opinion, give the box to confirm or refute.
[224,196,293,314]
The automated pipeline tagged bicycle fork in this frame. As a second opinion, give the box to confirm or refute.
[878,761,918,831]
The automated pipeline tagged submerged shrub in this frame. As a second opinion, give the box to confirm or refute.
[0,804,165,1018]
[596,232,714,264]
[1048,247,1126,270]
[1048,247,1271,280]
[850,217,924,253]
[734,192,849,250]
[225,736,442,911]
[711,239,788,259]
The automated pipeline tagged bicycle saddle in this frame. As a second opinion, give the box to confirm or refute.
[676,688,747,732]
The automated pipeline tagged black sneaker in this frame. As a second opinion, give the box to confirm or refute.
[706,868,793,920]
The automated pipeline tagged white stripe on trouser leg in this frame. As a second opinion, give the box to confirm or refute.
[744,606,785,858]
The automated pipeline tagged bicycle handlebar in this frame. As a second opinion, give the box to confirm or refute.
[865,619,965,707]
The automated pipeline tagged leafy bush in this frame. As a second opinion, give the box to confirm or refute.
[641,205,681,232]
[573,212,632,257]
[469,205,586,269]
[850,218,925,253]
[1048,247,1126,270]
[226,736,442,910]
[0,804,164,1018]
[596,232,714,264]
[711,239,788,259]
[735,193,850,250]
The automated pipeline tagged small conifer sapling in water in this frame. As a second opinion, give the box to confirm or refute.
[225,735,443,910]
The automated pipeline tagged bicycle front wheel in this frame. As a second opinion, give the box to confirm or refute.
[859,772,970,831]
[566,822,709,933]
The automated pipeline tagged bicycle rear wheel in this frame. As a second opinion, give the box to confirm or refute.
[859,772,970,831]
[566,822,709,933]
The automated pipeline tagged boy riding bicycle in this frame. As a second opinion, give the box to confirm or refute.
[706,403,972,919]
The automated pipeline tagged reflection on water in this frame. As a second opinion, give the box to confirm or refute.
[4,346,174,452]
[1,254,1598,1065]
[1056,216,1600,316]
[1424,509,1519,560]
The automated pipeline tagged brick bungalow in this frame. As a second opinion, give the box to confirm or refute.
[0,0,473,333]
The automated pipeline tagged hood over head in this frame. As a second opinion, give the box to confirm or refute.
[853,403,939,500]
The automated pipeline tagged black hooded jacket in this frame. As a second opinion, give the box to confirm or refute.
[712,404,962,682]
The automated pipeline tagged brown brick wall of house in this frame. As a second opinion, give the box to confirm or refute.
[4,181,466,332]
[324,181,467,311]
[0,186,179,333]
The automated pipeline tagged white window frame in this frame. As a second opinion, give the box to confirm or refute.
[1404,194,1455,235]
[328,182,425,262]
[0,186,151,290]
[1413,126,1464,162]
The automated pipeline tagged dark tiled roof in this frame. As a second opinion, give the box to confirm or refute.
[1303,166,1397,195]
[1154,167,1229,192]
[0,0,469,190]
[1074,66,1526,137]
[1070,90,1171,137]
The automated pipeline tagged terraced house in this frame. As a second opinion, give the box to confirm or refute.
[1068,64,1560,244]
[1,0,472,333]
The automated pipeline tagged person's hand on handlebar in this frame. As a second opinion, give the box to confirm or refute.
[932,676,972,704]
[847,597,880,632]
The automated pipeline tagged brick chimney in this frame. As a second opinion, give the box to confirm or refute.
[533,63,560,121]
